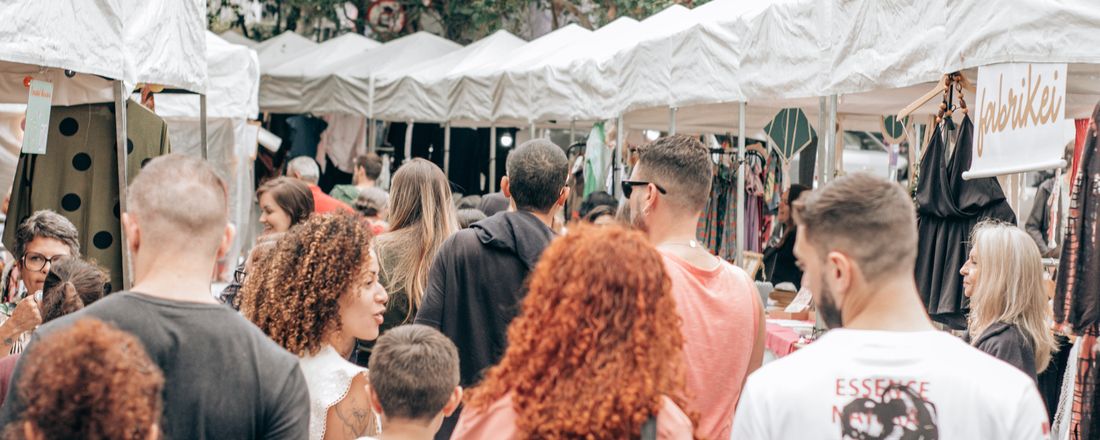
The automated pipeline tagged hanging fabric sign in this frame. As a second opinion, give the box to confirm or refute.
[763,108,815,164]
[21,80,52,155]
[964,63,1073,179]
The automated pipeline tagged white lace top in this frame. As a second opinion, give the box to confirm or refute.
[299,345,370,440]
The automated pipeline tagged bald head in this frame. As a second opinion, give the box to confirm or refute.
[128,155,229,251]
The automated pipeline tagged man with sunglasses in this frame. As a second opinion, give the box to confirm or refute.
[0,210,80,355]
[626,135,764,440]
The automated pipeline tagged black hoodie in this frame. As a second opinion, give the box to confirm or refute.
[416,210,554,439]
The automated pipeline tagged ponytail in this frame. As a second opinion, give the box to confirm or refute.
[60,282,85,316]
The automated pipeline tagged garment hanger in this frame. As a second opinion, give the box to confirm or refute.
[917,73,971,163]
[899,72,975,120]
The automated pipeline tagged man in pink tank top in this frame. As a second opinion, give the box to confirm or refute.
[625,135,765,440]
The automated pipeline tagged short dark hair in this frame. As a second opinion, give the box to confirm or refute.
[456,208,486,229]
[579,191,617,219]
[793,173,917,282]
[355,153,384,181]
[368,325,459,422]
[256,177,314,227]
[505,139,568,213]
[634,135,712,213]
[13,210,80,261]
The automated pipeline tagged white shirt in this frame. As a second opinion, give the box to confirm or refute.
[299,345,370,440]
[732,329,1050,440]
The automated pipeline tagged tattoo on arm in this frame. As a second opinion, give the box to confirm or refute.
[334,392,374,438]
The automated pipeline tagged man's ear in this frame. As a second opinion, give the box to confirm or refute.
[443,386,463,417]
[501,176,511,199]
[121,212,141,256]
[366,379,384,415]
[826,251,854,298]
[216,223,237,261]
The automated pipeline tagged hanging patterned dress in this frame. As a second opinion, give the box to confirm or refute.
[2,100,170,293]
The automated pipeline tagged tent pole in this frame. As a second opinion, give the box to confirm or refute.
[114,81,132,290]
[817,97,828,186]
[200,94,208,160]
[368,75,376,152]
[489,125,498,192]
[569,119,576,145]
[404,120,414,164]
[736,102,746,266]
[825,95,838,182]
[613,116,624,198]
[669,107,677,135]
[529,122,536,139]
[443,122,452,176]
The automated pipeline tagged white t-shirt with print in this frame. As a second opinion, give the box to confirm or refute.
[732,329,1050,440]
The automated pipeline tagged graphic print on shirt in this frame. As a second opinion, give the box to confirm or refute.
[835,378,939,440]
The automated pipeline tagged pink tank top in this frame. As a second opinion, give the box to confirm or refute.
[661,252,759,440]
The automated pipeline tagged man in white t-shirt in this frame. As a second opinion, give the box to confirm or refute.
[731,173,1050,440]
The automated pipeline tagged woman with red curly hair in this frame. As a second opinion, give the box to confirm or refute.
[240,213,388,440]
[453,225,696,439]
[6,318,164,440]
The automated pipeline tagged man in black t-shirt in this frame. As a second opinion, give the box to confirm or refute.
[0,155,310,439]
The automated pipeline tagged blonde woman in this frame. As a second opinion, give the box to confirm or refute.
[375,159,458,334]
[960,221,1057,382]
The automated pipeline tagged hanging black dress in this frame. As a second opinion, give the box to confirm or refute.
[914,116,1016,330]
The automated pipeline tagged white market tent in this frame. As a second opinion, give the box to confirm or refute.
[257,31,318,72]
[0,0,207,287]
[448,23,593,128]
[158,32,261,274]
[372,30,526,124]
[261,33,380,113]
[220,30,260,49]
[307,31,463,116]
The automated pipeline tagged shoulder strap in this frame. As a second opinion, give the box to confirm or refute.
[640,415,657,440]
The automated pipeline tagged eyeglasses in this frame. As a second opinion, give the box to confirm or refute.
[234,268,247,284]
[621,180,667,199]
[22,253,69,272]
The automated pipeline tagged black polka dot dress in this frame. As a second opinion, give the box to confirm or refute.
[2,100,171,293]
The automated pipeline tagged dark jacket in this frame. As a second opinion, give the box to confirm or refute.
[415,210,555,439]
[763,227,802,289]
[1025,178,1057,257]
[974,322,1038,383]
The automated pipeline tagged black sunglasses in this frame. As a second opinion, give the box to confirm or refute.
[621,180,667,198]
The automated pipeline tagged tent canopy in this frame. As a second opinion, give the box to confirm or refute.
[305,31,462,115]
[158,32,261,120]
[261,33,380,113]
[0,0,207,105]
[257,31,317,72]
[220,30,259,48]
[373,30,525,122]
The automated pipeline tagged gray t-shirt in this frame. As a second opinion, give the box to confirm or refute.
[0,291,309,440]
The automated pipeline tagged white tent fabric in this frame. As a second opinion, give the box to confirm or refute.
[220,30,259,48]
[449,24,592,126]
[122,0,207,94]
[0,0,206,105]
[158,32,260,120]
[0,104,25,197]
[611,0,1100,134]
[257,31,317,72]
[306,31,462,115]
[373,30,526,123]
[260,33,380,113]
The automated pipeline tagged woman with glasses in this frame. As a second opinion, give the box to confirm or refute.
[0,211,80,356]
[0,258,109,406]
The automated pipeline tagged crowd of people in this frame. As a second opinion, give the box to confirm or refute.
[0,132,1064,439]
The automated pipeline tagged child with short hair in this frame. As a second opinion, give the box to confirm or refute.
[362,325,462,440]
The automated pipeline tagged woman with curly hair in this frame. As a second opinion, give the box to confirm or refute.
[240,213,388,440]
[453,225,696,439]
[5,318,164,440]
